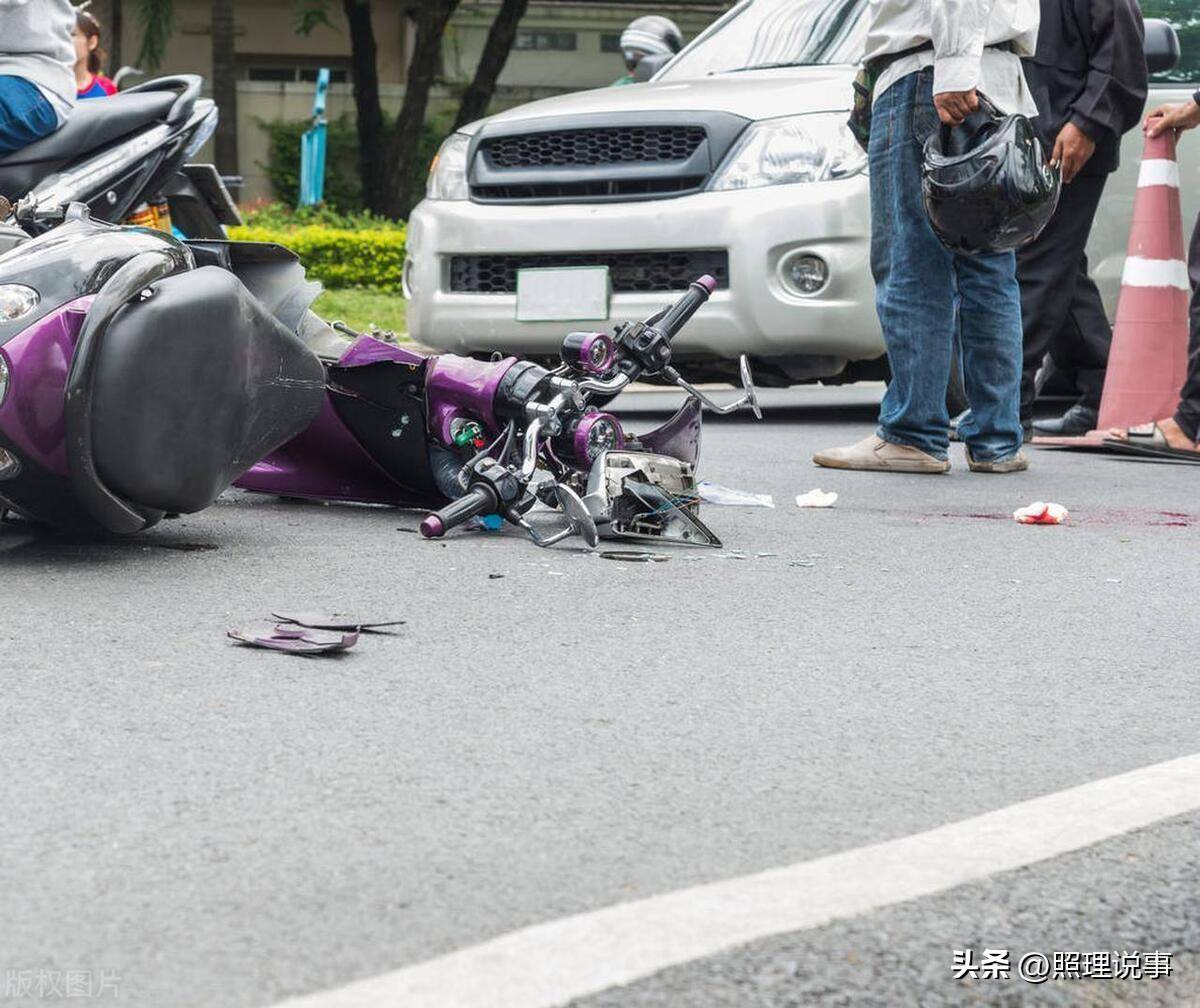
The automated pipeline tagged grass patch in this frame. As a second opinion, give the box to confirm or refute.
[312,287,408,338]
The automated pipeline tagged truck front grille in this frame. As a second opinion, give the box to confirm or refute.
[449,250,729,295]
[484,126,707,169]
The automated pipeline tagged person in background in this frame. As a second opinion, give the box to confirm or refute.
[1109,94,1200,457]
[74,9,117,100]
[0,0,75,155]
[814,0,1039,475]
[1021,0,1147,438]
[612,15,682,86]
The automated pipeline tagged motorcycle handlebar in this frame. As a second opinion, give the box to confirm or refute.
[419,485,499,539]
[653,275,717,342]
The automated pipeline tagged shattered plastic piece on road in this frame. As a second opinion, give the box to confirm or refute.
[1013,501,1069,525]
[796,489,838,508]
[271,612,404,632]
[488,573,506,579]
[697,481,774,508]
[599,551,671,563]
[228,625,359,655]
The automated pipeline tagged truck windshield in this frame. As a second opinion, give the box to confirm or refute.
[658,0,867,81]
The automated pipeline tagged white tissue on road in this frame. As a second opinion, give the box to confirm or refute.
[1013,501,1069,525]
[697,481,775,508]
[796,489,838,508]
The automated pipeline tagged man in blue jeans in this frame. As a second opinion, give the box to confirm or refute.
[0,0,76,157]
[815,0,1040,474]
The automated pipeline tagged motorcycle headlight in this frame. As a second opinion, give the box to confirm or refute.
[0,284,39,323]
[426,133,470,201]
[708,113,867,192]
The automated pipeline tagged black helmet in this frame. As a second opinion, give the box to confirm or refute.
[922,96,1061,255]
[620,15,683,71]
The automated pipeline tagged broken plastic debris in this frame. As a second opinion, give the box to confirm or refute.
[697,481,774,508]
[795,489,838,508]
[1013,501,1068,525]
[228,625,359,655]
[272,612,404,632]
[599,551,670,563]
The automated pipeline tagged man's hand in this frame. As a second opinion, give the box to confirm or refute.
[1051,122,1096,184]
[1145,100,1200,138]
[934,89,979,126]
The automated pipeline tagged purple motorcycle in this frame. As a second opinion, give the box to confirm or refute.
[0,206,759,548]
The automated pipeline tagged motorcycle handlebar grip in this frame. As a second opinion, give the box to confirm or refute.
[419,485,499,539]
[655,275,717,341]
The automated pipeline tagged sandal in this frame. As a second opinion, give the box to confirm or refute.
[1103,422,1200,463]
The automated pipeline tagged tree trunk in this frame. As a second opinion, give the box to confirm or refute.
[109,0,123,72]
[210,0,239,177]
[343,0,389,215]
[388,0,460,218]
[452,0,528,130]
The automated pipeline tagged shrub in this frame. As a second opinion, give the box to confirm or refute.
[227,224,407,292]
[240,201,403,231]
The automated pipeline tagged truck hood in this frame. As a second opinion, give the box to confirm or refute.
[463,67,857,135]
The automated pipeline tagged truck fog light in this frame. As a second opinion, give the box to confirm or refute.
[0,446,19,479]
[780,253,829,296]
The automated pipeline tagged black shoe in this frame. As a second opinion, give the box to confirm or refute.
[1032,403,1099,437]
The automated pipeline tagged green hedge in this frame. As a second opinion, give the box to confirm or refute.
[227,224,407,292]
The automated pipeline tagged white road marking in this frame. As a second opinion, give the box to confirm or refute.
[1121,256,1190,290]
[1138,158,1181,188]
[268,752,1200,1008]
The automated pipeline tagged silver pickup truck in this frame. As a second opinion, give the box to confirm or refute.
[406,0,1198,387]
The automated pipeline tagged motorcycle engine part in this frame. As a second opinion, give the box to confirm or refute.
[584,450,721,548]
[922,96,1061,254]
[561,331,616,376]
[555,410,625,466]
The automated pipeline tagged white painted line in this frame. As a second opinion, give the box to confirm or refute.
[267,752,1200,1008]
[1121,256,1190,291]
[1138,158,1181,188]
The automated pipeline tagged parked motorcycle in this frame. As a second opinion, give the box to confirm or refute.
[0,207,759,549]
[0,74,235,246]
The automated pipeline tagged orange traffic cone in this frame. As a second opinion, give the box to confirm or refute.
[1034,131,1191,447]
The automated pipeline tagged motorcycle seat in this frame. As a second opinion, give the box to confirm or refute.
[0,91,177,199]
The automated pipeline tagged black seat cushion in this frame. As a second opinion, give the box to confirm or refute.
[0,91,176,199]
[91,266,326,514]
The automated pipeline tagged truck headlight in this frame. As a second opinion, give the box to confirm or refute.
[426,133,470,201]
[708,114,866,192]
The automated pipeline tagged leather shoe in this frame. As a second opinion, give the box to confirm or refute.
[1032,403,1098,437]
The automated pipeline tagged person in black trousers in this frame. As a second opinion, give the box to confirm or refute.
[1020,0,1147,437]
[1109,93,1200,457]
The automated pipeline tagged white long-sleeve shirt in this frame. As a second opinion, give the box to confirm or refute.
[866,0,1040,116]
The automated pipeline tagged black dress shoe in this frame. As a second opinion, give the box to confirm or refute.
[1032,403,1099,437]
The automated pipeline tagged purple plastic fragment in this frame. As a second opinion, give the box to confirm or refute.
[228,626,359,655]
[271,611,404,632]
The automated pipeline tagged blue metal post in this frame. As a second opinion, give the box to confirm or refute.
[299,67,331,206]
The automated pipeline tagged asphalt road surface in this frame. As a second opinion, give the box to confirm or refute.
[2,385,1198,1008]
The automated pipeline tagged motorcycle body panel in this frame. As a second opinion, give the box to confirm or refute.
[237,337,442,507]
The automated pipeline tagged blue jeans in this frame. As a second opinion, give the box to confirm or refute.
[869,69,1024,461]
[0,76,58,157]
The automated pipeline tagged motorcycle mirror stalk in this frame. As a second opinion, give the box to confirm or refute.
[662,353,763,419]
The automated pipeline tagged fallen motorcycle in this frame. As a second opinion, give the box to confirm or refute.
[0,207,760,548]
